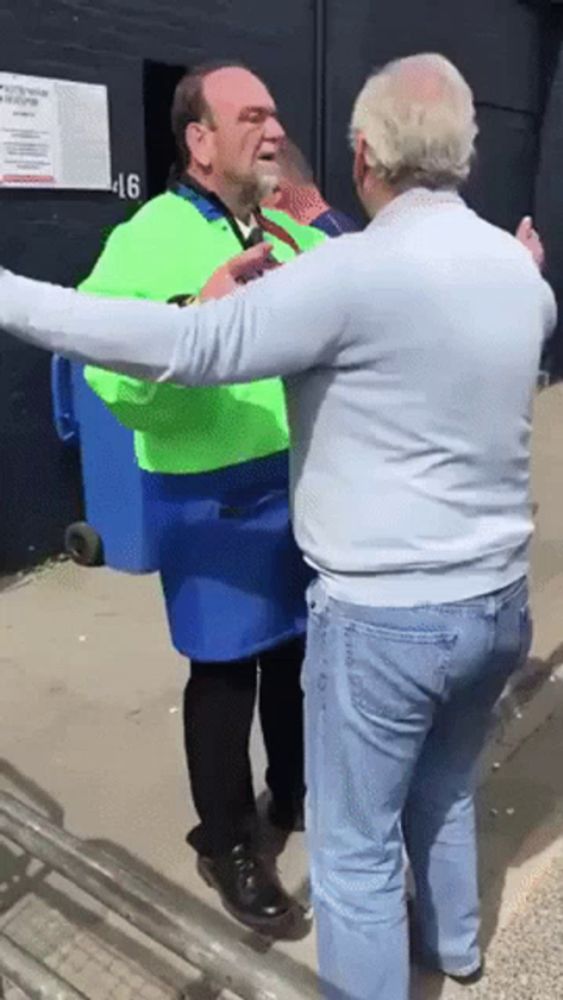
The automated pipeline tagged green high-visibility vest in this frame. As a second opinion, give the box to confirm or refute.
[81,191,325,474]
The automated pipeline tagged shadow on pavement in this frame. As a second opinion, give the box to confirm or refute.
[0,760,64,915]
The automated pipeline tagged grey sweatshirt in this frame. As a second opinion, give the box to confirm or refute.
[0,189,556,605]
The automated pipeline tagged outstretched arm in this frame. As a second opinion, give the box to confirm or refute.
[0,239,347,385]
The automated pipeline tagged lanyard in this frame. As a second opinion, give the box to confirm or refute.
[254,209,301,255]
[171,179,301,256]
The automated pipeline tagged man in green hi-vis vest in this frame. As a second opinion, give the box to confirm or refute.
[80,62,325,933]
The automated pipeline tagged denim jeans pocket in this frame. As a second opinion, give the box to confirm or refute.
[344,618,458,724]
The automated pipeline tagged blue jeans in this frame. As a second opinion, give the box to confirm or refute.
[304,576,532,1000]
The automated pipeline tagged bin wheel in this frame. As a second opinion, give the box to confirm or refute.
[65,522,104,567]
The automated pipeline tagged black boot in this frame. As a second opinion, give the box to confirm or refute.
[197,843,296,932]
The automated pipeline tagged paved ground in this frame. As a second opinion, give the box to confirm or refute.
[2,384,563,998]
[467,850,563,999]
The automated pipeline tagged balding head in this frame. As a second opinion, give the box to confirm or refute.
[351,54,478,200]
[170,62,284,213]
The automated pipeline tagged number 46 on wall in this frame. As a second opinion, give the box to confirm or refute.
[112,172,142,200]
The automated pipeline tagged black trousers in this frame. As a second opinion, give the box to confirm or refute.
[184,636,305,857]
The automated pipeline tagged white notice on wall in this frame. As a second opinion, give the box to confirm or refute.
[0,72,111,190]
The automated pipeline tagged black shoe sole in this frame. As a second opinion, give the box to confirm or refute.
[446,966,484,985]
[413,959,484,985]
[196,857,296,935]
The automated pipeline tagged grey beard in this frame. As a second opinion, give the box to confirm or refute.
[230,171,279,217]
[255,171,279,200]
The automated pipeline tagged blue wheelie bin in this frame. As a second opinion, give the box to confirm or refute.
[51,356,159,572]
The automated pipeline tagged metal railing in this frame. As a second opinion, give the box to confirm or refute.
[0,792,318,1000]
[0,935,87,1000]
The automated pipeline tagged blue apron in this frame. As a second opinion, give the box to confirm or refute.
[143,452,313,662]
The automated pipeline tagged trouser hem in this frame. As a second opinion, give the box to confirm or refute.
[415,953,482,978]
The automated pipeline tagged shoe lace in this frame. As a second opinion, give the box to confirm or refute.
[233,845,259,879]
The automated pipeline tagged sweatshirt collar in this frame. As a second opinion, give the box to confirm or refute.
[368,187,464,230]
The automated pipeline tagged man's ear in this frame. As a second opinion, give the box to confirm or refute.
[352,134,369,191]
[186,121,214,170]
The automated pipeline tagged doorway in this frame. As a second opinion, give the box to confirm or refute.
[143,60,187,199]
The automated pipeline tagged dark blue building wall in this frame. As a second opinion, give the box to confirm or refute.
[0,0,560,571]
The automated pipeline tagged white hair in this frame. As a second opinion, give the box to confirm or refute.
[350,53,478,192]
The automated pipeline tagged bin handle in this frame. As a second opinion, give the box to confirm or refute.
[51,355,79,445]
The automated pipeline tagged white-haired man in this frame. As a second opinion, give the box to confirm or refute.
[0,54,556,1000]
